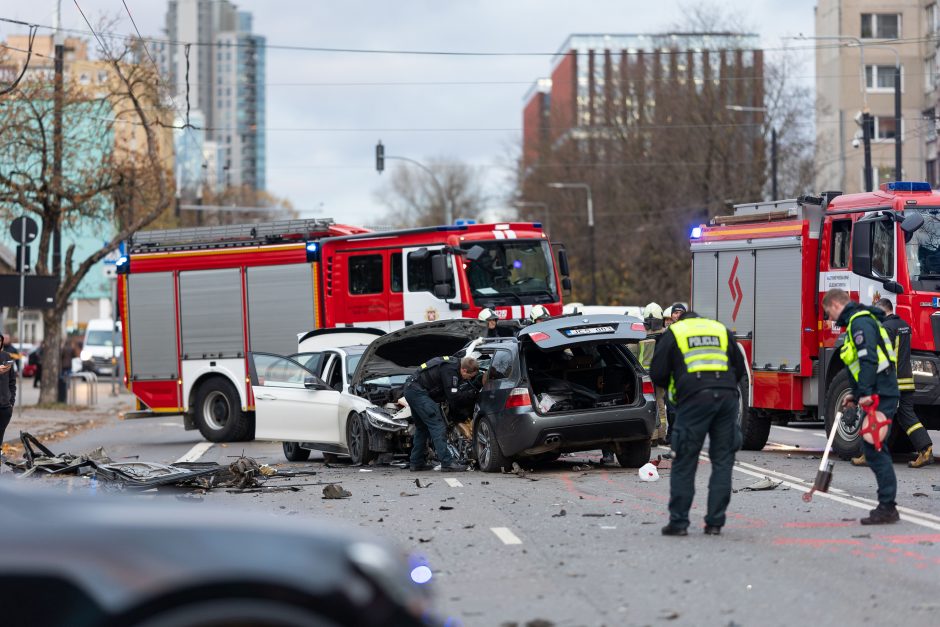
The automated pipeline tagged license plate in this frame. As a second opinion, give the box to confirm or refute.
[562,325,615,337]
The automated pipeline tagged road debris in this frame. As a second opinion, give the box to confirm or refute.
[913,492,929,497]
[415,478,432,488]
[322,484,351,499]
[638,463,659,482]
[439,505,454,510]
[552,509,567,518]
[735,477,783,492]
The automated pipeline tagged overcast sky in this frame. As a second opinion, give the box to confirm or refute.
[1,1,817,224]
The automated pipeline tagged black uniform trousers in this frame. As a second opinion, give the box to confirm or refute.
[668,389,741,530]
[895,393,932,452]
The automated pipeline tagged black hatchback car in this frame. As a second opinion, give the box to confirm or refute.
[468,314,657,472]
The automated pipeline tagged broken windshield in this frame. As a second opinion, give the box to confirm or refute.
[462,240,558,305]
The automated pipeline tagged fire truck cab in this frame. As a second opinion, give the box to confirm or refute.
[690,182,936,457]
[118,219,568,442]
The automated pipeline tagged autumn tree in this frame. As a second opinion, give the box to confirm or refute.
[0,38,175,403]
[374,158,489,228]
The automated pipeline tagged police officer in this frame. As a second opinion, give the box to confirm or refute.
[404,355,480,472]
[823,289,901,525]
[650,309,745,536]
[852,299,934,468]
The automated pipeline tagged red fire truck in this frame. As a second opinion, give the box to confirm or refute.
[690,182,937,457]
[116,219,568,441]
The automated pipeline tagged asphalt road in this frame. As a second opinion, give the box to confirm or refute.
[6,416,940,627]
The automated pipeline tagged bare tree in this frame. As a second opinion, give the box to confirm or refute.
[177,185,298,227]
[374,158,488,227]
[0,40,175,403]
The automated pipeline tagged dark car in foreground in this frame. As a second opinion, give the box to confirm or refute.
[469,314,657,471]
[0,483,437,627]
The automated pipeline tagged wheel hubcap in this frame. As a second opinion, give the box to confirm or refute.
[202,391,230,430]
[349,415,362,459]
[477,423,491,468]
[835,390,860,442]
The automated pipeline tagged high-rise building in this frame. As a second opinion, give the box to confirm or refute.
[163,0,265,192]
[815,0,932,193]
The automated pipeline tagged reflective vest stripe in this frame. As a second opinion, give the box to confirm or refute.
[898,376,915,391]
[839,310,897,382]
[907,423,925,436]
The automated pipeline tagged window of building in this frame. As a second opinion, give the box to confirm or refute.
[871,219,894,278]
[390,253,403,293]
[927,108,938,142]
[928,4,939,35]
[860,166,900,190]
[927,159,937,188]
[348,255,383,295]
[926,57,938,93]
[861,13,900,39]
[830,220,852,269]
[865,65,901,92]
[863,115,902,142]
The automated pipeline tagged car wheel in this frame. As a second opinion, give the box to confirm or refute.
[738,377,770,451]
[194,378,251,442]
[282,442,310,462]
[474,416,510,473]
[825,369,862,460]
[119,597,340,627]
[345,412,375,466]
[616,439,651,468]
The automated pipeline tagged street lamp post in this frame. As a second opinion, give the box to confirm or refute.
[512,201,550,233]
[375,141,453,224]
[726,105,777,199]
[547,182,595,304]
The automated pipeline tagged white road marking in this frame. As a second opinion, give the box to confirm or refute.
[445,478,463,488]
[158,422,180,427]
[773,425,827,438]
[490,527,523,545]
[175,442,214,464]
[726,457,940,531]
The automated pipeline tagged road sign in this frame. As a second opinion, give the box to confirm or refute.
[0,275,57,308]
[10,216,38,244]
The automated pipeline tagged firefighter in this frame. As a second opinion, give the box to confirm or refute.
[403,356,479,472]
[478,308,513,338]
[822,289,901,525]
[850,299,933,468]
[528,304,551,324]
[638,302,669,443]
[650,309,746,536]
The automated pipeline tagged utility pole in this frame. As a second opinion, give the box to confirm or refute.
[52,0,64,276]
[895,63,902,180]
[771,127,778,199]
[862,111,874,192]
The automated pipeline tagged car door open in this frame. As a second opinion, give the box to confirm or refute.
[248,352,343,445]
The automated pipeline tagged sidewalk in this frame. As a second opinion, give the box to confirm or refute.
[1,378,136,452]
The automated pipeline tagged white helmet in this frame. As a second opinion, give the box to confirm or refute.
[478,308,499,322]
[529,304,551,323]
[642,302,663,320]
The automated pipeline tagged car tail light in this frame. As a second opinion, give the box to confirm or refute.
[529,331,550,342]
[631,322,646,331]
[641,376,655,399]
[505,387,532,409]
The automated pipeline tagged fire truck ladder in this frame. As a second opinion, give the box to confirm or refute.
[129,218,336,253]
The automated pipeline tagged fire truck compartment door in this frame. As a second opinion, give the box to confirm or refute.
[249,352,342,444]
[753,246,803,372]
[717,251,755,337]
[402,246,460,325]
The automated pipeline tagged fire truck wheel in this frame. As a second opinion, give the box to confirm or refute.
[345,412,375,466]
[738,378,770,451]
[194,378,251,442]
[282,442,311,462]
[616,438,652,468]
[824,369,862,459]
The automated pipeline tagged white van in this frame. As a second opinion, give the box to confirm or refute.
[81,319,123,375]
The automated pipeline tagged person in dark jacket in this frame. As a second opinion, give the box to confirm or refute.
[0,336,17,448]
[650,311,746,536]
[850,299,934,468]
[478,308,514,338]
[404,356,480,472]
[823,289,901,525]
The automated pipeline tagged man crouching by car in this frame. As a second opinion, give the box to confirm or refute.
[404,356,480,472]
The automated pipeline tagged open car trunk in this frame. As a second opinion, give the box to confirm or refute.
[518,314,647,415]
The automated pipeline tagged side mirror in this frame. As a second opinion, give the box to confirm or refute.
[431,254,449,284]
[433,284,451,299]
[561,277,572,294]
[410,247,430,262]
[883,280,904,294]
[557,249,570,277]
[851,219,874,279]
[304,376,325,390]
[900,212,924,243]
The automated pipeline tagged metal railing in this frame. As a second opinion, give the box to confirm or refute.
[68,372,98,406]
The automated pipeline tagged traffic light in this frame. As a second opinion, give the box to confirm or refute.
[376,141,384,173]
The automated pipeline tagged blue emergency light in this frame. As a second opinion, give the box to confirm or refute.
[305,241,320,262]
[115,256,130,275]
[454,219,477,226]
[884,181,931,192]
[690,227,703,239]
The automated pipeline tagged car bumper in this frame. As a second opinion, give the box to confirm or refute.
[492,400,657,458]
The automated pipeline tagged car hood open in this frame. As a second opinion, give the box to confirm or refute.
[350,319,486,387]
[518,314,646,350]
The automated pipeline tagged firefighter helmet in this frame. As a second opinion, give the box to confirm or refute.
[642,302,663,320]
[477,308,499,322]
[529,304,551,323]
